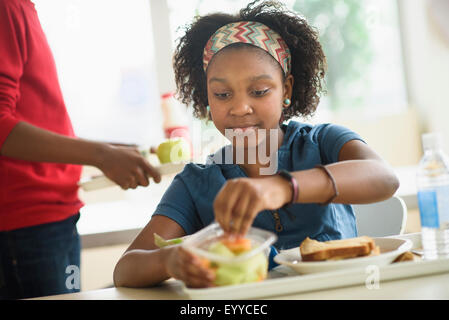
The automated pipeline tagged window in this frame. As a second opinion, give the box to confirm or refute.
[294,0,408,117]
[168,0,408,119]
[34,0,164,146]
[36,0,408,160]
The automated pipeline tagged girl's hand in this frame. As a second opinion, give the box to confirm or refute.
[96,144,161,190]
[214,175,292,236]
[164,246,215,288]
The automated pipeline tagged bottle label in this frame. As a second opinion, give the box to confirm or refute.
[418,185,449,229]
[418,190,439,228]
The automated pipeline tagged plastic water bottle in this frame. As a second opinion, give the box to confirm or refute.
[416,132,449,260]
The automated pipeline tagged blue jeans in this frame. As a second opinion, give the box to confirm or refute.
[0,213,81,299]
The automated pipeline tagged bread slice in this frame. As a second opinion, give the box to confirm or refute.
[300,236,378,262]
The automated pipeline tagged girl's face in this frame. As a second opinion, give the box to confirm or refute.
[206,46,293,150]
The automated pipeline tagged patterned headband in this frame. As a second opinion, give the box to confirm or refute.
[203,21,292,75]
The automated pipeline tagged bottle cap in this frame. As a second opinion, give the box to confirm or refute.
[422,132,443,151]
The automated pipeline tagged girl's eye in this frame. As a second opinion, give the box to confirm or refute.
[214,92,230,99]
[253,88,270,97]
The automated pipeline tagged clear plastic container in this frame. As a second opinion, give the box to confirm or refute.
[182,222,277,286]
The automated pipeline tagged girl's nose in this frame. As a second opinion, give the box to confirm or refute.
[229,97,253,116]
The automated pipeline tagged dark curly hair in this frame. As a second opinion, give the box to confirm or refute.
[173,0,326,121]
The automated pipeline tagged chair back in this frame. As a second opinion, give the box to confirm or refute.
[353,196,408,237]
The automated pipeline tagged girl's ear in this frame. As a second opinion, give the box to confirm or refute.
[283,74,294,103]
[206,105,213,121]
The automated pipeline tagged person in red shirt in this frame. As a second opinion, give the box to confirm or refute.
[0,0,161,299]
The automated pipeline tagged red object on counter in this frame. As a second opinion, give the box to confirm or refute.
[160,93,192,156]
[0,0,83,231]
[164,126,190,141]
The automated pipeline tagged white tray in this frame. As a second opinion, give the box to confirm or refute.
[274,237,412,274]
[79,162,187,191]
[182,233,449,300]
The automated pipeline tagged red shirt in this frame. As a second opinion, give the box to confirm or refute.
[0,0,83,231]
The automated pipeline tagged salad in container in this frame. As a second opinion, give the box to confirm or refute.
[181,222,277,286]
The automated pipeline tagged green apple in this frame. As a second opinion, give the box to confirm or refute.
[156,138,191,164]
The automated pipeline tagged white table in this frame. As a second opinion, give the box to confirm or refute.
[32,233,449,300]
[32,270,449,300]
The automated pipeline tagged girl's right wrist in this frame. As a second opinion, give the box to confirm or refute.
[160,246,174,278]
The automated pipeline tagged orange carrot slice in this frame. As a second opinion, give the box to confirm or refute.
[198,257,211,269]
[221,237,252,254]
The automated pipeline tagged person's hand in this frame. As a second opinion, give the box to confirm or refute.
[149,146,157,154]
[214,175,292,236]
[163,246,215,288]
[96,144,161,190]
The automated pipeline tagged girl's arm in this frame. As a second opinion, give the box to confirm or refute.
[292,139,400,204]
[214,139,400,235]
[113,215,215,288]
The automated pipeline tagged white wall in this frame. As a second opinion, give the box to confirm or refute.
[398,0,449,152]
[149,0,176,95]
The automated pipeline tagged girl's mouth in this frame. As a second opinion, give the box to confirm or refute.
[231,126,258,134]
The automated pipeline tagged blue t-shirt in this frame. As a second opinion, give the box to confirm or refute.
[153,121,365,250]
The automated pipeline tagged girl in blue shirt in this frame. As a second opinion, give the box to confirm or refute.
[114,0,399,289]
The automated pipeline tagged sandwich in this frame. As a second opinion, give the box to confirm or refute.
[299,236,380,262]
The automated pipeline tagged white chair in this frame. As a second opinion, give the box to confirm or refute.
[352,195,408,237]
